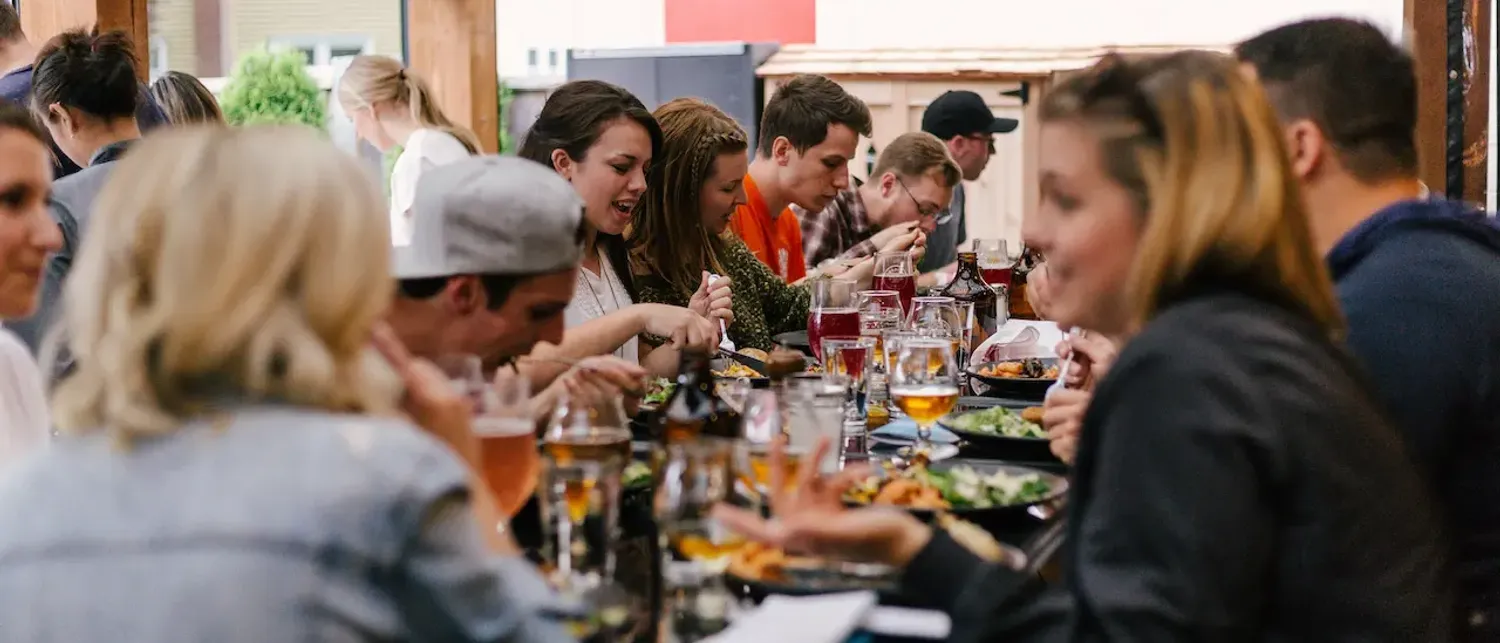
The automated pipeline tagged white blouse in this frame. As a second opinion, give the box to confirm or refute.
[564,251,639,364]
[0,327,49,467]
[388,129,472,246]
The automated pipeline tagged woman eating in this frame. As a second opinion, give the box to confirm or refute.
[715,50,1451,641]
[630,98,811,353]
[517,80,722,378]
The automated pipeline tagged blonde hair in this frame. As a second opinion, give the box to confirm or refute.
[1041,51,1343,335]
[50,126,401,438]
[338,55,482,154]
[870,132,962,188]
[149,71,225,125]
[629,97,746,297]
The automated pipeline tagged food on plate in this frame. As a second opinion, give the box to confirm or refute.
[978,357,1059,380]
[643,378,675,406]
[846,462,1054,510]
[947,406,1046,439]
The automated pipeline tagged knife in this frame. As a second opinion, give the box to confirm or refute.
[718,348,768,376]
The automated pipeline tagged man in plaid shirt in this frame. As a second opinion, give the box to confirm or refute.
[796,131,962,271]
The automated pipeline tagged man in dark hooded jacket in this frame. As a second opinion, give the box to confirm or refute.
[1240,19,1500,638]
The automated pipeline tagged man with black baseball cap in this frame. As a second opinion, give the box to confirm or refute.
[387,155,644,413]
[919,90,1019,275]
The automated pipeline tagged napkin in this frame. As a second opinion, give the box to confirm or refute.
[704,591,878,643]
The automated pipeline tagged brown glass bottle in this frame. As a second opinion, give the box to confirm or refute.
[940,251,1000,340]
[655,348,741,443]
[1009,246,1041,320]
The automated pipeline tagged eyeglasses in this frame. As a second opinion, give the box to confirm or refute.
[895,175,953,226]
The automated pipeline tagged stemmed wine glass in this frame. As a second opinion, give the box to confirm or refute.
[887,339,960,453]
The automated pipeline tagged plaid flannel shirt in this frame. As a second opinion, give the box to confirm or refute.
[795,182,880,270]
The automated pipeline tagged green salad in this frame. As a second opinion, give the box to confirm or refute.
[928,466,1054,509]
[947,406,1045,439]
[643,378,674,406]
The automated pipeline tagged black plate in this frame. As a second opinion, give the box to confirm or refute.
[967,358,1058,401]
[940,404,1057,462]
[849,459,1068,534]
[773,330,811,353]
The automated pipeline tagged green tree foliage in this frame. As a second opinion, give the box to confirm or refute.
[220,49,328,128]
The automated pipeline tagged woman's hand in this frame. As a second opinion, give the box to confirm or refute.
[370,323,479,466]
[712,438,934,568]
[688,271,735,326]
[1056,332,1118,391]
[1041,387,1090,464]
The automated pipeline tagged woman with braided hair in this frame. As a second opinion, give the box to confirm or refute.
[629,98,811,352]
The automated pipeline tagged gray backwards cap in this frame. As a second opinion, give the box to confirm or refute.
[394,155,585,279]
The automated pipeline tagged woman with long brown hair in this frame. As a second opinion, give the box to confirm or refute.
[338,55,480,247]
[630,97,809,352]
[715,50,1450,640]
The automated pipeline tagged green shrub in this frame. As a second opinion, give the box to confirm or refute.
[220,49,327,128]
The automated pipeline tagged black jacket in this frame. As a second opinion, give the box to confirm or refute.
[901,285,1451,642]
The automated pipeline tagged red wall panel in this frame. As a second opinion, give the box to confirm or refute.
[664,0,816,44]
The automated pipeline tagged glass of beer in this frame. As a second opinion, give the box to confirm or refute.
[887,338,960,454]
[435,355,539,520]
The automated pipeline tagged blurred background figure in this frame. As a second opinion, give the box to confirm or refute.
[0,102,61,466]
[6,28,145,363]
[148,71,224,125]
[338,54,480,247]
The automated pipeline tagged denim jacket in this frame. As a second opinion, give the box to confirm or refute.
[0,404,573,642]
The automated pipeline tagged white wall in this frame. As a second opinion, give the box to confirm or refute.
[815,0,1406,49]
[495,0,666,78]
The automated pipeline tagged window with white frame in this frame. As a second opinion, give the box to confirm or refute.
[269,35,374,67]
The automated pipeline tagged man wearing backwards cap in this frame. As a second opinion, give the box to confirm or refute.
[918,90,1019,280]
[387,155,643,413]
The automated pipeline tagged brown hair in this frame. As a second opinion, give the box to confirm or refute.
[629,98,747,297]
[1235,18,1417,183]
[149,71,225,125]
[1041,50,1343,335]
[870,132,962,188]
[757,74,872,157]
[338,55,481,154]
[31,27,140,123]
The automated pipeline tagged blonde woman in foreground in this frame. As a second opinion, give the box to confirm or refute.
[0,127,571,643]
[715,51,1450,641]
[339,55,480,246]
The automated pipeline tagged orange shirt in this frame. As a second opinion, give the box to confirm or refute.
[730,174,808,282]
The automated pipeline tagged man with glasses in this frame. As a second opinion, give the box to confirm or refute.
[797,131,962,269]
[919,90,1019,276]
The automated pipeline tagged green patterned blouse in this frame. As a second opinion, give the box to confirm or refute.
[635,237,811,352]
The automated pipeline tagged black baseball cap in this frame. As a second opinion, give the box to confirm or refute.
[921,90,1019,140]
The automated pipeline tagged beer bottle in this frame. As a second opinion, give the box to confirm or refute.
[655,347,741,443]
[940,251,1000,342]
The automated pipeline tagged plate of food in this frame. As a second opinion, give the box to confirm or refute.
[938,405,1056,461]
[845,459,1066,530]
[967,357,1059,400]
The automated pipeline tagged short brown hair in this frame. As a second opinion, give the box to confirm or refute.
[757,74,872,157]
[870,132,962,188]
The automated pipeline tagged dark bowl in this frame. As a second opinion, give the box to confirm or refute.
[967,358,1059,401]
[848,459,1068,535]
[940,404,1058,463]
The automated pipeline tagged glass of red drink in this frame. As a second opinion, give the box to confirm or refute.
[807,278,859,362]
[873,251,917,314]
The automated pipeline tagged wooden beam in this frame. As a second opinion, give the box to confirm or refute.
[1407,0,1449,195]
[406,0,499,154]
[20,0,149,82]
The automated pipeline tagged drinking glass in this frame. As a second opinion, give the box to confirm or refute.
[820,336,876,447]
[807,278,858,362]
[887,339,961,453]
[871,251,917,314]
[656,440,742,638]
[436,355,539,520]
